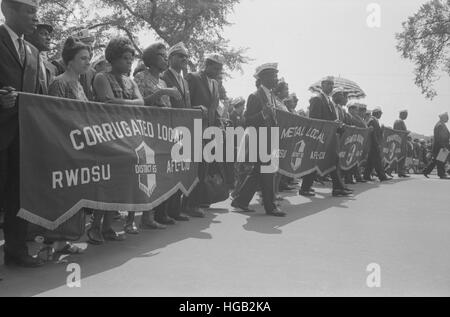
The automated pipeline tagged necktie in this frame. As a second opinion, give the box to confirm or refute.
[177,73,185,95]
[18,38,26,66]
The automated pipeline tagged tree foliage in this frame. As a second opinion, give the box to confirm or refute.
[396,0,450,99]
[38,0,249,72]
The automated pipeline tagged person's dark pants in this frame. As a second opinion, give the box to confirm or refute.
[423,149,446,177]
[166,191,182,219]
[397,158,406,175]
[187,161,208,208]
[364,146,386,179]
[233,163,275,213]
[2,137,29,258]
[301,169,344,191]
[349,165,363,181]
[154,202,169,222]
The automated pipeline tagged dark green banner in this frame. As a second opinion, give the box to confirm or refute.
[18,93,201,230]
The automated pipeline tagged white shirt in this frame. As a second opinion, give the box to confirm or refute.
[4,23,24,57]
[169,67,185,93]
[261,85,275,107]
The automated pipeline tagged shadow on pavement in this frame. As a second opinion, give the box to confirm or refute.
[0,177,413,296]
[0,209,221,296]
[242,177,413,235]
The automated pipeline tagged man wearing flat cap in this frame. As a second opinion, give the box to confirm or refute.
[423,112,450,179]
[343,102,369,184]
[161,42,191,109]
[0,0,44,267]
[363,107,391,182]
[231,63,286,217]
[160,42,192,222]
[25,23,56,94]
[184,53,224,217]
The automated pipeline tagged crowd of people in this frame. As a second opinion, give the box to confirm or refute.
[1,0,449,268]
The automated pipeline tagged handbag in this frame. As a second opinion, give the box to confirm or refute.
[436,148,449,163]
[27,210,87,242]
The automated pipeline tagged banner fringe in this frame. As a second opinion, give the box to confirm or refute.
[18,179,200,231]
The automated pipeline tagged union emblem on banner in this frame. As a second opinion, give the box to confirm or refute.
[135,142,157,198]
[290,140,306,171]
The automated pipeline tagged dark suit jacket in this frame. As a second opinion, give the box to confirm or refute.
[244,86,277,129]
[347,113,368,129]
[229,110,245,128]
[368,116,383,147]
[0,24,42,151]
[433,121,450,154]
[393,119,407,131]
[308,92,337,121]
[161,69,191,109]
[186,71,220,126]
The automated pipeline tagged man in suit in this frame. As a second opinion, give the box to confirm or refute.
[423,112,450,179]
[390,110,410,178]
[344,102,369,184]
[363,107,392,182]
[299,77,352,197]
[162,42,191,109]
[0,0,44,267]
[25,23,56,94]
[160,42,192,222]
[185,54,224,217]
[230,63,286,217]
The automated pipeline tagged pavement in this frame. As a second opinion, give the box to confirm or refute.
[0,174,449,297]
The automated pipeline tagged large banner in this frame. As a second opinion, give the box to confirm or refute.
[381,127,409,168]
[338,126,371,171]
[17,94,201,230]
[276,110,339,178]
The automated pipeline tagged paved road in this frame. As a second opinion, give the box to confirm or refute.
[1,175,449,296]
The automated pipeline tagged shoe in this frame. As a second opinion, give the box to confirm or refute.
[113,211,122,220]
[102,229,126,241]
[231,201,255,213]
[54,242,84,255]
[299,189,315,197]
[266,208,286,217]
[172,215,190,221]
[332,189,353,197]
[439,175,450,179]
[87,228,105,245]
[356,178,368,183]
[124,223,139,234]
[199,204,210,209]
[279,184,296,191]
[398,174,410,178]
[154,217,176,225]
[4,254,45,268]
[139,220,166,230]
[275,195,284,201]
[379,176,392,182]
[423,172,430,178]
[343,187,353,193]
[185,207,206,218]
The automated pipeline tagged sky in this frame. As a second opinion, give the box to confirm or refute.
[220,0,449,136]
[1,0,449,135]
